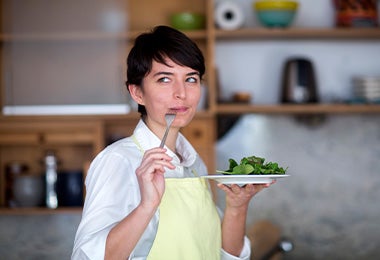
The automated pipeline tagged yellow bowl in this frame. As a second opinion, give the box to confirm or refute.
[254,1,299,11]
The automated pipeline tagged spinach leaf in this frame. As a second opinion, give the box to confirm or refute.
[219,155,288,175]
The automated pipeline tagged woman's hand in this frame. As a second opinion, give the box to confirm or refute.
[218,181,275,210]
[135,147,175,211]
[105,148,175,259]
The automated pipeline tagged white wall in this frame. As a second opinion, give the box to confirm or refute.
[216,41,380,104]
[2,0,128,106]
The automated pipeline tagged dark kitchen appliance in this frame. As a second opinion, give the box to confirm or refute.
[56,170,84,207]
[280,58,319,104]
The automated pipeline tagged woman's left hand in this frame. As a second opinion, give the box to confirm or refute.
[218,181,275,209]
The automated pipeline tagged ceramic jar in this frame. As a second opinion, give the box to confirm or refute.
[13,175,44,207]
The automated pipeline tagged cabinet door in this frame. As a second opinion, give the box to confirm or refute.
[0,133,40,145]
[182,118,214,148]
[181,117,215,172]
[41,121,104,153]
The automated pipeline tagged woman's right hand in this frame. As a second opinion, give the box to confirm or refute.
[135,147,175,211]
[105,148,174,259]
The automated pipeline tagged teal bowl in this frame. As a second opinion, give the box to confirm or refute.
[170,12,205,30]
[256,10,296,28]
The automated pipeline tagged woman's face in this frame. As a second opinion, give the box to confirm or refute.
[131,57,201,132]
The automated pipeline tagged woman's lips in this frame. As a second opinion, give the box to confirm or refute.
[169,106,188,113]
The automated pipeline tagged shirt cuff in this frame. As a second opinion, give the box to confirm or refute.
[221,236,251,260]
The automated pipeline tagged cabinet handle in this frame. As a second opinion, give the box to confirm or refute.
[193,129,203,138]
[39,133,45,143]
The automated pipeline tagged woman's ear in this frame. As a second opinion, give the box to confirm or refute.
[128,84,144,105]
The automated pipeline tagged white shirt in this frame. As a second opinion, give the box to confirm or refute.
[72,119,251,260]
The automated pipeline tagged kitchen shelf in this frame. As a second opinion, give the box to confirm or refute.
[129,29,208,40]
[0,207,82,215]
[216,104,380,115]
[0,32,130,42]
[0,110,212,121]
[0,30,208,43]
[2,28,379,42]
[215,28,380,40]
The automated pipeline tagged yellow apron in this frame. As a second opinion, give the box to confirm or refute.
[131,134,221,259]
[147,177,221,260]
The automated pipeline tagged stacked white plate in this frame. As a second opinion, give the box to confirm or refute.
[352,76,380,103]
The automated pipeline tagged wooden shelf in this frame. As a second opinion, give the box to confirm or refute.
[3,28,379,43]
[0,29,208,43]
[217,104,380,114]
[215,28,380,40]
[0,110,212,122]
[128,29,208,40]
[0,112,140,122]
[0,207,82,215]
[0,32,130,42]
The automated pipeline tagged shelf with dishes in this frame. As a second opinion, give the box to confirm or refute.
[7,27,379,43]
[216,103,380,115]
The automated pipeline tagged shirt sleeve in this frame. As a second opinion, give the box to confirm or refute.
[221,236,251,260]
[72,227,114,260]
[72,149,140,259]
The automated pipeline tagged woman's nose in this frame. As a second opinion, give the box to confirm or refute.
[174,82,186,99]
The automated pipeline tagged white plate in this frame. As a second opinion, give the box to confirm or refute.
[202,174,290,185]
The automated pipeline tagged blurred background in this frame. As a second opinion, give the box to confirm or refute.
[1,0,380,259]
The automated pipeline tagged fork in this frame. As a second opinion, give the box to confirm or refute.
[159,113,176,148]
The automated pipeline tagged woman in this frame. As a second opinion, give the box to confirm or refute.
[72,25,273,260]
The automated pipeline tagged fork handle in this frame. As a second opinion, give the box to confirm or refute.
[159,128,170,148]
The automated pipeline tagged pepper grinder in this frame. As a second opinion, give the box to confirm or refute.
[45,152,58,209]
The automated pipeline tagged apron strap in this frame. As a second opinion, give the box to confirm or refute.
[132,134,145,154]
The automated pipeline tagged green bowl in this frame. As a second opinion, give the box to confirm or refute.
[170,12,205,30]
[256,10,296,28]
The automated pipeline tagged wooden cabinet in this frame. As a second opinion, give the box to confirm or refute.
[0,116,104,208]
[0,113,215,212]
[181,115,216,171]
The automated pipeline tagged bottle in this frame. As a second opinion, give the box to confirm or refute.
[45,152,58,209]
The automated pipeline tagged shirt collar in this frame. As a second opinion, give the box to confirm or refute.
[133,119,197,168]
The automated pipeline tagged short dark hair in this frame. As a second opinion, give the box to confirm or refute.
[126,25,205,115]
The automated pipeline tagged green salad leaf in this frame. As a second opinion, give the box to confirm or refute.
[217,155,288,175]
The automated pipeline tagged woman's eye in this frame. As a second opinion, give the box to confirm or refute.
[186,77,198,83]
[158,77,170,83]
